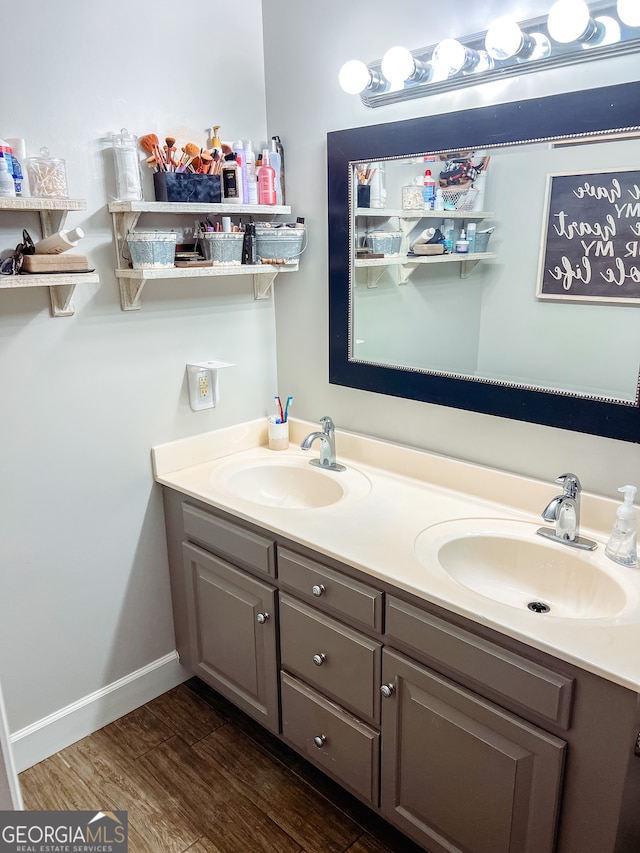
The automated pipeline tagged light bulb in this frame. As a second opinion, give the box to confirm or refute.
[432,39,466,75]
[547,0,591,43]
[591,16,621,46]
[381,46,415,84]
[618,0,640,27]
[338,59,371,95]
[485,17,525,60]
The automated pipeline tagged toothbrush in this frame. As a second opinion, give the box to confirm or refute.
[283,395,293,423]
[275,395,284,423]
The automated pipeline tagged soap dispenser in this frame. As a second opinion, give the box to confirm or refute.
[605,485,638,568]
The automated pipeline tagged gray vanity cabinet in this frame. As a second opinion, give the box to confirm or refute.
[380,647,565,853]
[162,488,640,853]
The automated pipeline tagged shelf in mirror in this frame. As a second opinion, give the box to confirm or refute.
[355,251,497,286]
[355,207,494,219]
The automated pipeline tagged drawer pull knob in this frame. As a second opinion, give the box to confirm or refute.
[380,683,395,698]
[256,612,270,624]
[313,653,327,666]
[313,735,327,748]
[312,584,326,597]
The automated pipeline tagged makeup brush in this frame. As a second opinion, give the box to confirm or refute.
[164,136,177,169]
[176,142,200,173]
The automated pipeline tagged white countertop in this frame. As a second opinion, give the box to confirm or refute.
[153,418,640,693]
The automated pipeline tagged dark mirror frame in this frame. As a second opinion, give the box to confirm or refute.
[328,81,640,444]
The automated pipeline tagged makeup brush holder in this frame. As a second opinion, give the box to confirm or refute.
[154,172,222,203]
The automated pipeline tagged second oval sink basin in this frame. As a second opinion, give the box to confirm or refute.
[415,518,634,620]
[210,454,371,510]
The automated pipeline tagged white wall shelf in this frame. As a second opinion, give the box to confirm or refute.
[115,262,299,311]
[108,200,298,311]
[0,197,96,317]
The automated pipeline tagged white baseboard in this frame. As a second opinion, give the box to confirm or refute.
[11,652,190,773]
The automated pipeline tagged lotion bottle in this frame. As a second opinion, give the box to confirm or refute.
[605,485,638,568]
[34,227,84,254]
[269,138,282,205]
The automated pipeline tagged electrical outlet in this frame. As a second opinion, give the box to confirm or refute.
[198,373,210,398]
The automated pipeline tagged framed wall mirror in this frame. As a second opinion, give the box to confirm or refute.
[327,81,640,443]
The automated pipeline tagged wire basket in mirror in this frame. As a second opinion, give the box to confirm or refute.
[441,184,478,211]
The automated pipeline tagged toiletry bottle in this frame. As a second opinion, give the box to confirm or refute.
[232,140,248,204]
[442,218,454,253]
[0,153,16,197]
[369,162,385,208]
[271,135,285,204]
[6,138,29,196]
[605,485,638,567]
[423,169,436,210]
[258,149,276,205]
[269,138,282,205]
[434,188,444,211]
[473,170,487,212]
[243,141,258,205]
[243,221,257,265]
[467,222,477,253]
[455,228,469,254]
[221,155,242,204]
[34,227,84,254]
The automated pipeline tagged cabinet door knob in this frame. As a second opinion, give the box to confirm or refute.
[313,735,327,748]
[256,612,270,624]
[312,583,326,597]
[380,683,395,698]
[313,653,327,666]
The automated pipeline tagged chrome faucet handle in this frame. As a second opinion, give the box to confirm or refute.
[319,416,335,434]
[555,473,581,498]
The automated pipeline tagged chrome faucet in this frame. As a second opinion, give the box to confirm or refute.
[300,416,346,472]
[537,473,597,551]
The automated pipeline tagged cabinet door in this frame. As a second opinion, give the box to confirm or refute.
[380,649,565,853]
[182,542,279,733]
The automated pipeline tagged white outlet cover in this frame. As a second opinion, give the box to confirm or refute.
[186,361,235,412]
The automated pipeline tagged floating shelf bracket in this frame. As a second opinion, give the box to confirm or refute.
[253,270,278,300]
[119,278,146,311]
[49,283,77,317]
[111,211,142,268]
[460,258,482,279]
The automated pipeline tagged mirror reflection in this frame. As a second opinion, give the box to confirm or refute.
[350,135,640,405]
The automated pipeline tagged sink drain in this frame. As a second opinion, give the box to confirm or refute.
[527,601,551,614]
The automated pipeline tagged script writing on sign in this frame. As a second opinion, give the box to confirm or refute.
[537,168,640,303]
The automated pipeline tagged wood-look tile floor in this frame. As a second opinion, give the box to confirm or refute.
[19,678,423,853]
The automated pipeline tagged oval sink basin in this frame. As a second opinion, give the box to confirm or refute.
[415,518,633,620]
[210,455,371,510]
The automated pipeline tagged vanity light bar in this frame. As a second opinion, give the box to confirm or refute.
[341,0,640,108]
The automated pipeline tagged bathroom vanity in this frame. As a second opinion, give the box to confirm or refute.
[154,420,640,853]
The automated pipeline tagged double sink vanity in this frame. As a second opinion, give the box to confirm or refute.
[153,418,640,853]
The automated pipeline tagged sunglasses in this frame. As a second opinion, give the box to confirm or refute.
[0,229,35,276]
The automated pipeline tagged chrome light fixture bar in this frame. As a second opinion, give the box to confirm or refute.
[341,1,640,108]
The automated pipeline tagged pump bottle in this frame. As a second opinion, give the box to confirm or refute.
[605,485,638,568]
[258,150,276,205]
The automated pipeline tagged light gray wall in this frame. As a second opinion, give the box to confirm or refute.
[0,0,270,736]
[263,0,640,498]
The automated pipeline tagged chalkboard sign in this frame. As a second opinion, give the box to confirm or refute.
[537,168,640,303]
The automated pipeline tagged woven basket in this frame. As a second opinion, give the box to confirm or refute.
[441,184,478,211]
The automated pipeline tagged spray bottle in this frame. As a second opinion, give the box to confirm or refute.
[605,485,638,568]
[423,169,436,210]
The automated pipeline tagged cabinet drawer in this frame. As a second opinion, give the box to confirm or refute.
[278,547,383,632]
[280,594,382,725]
[281,672,380,806]
[386,596,574,730]
[182,502,275,577]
